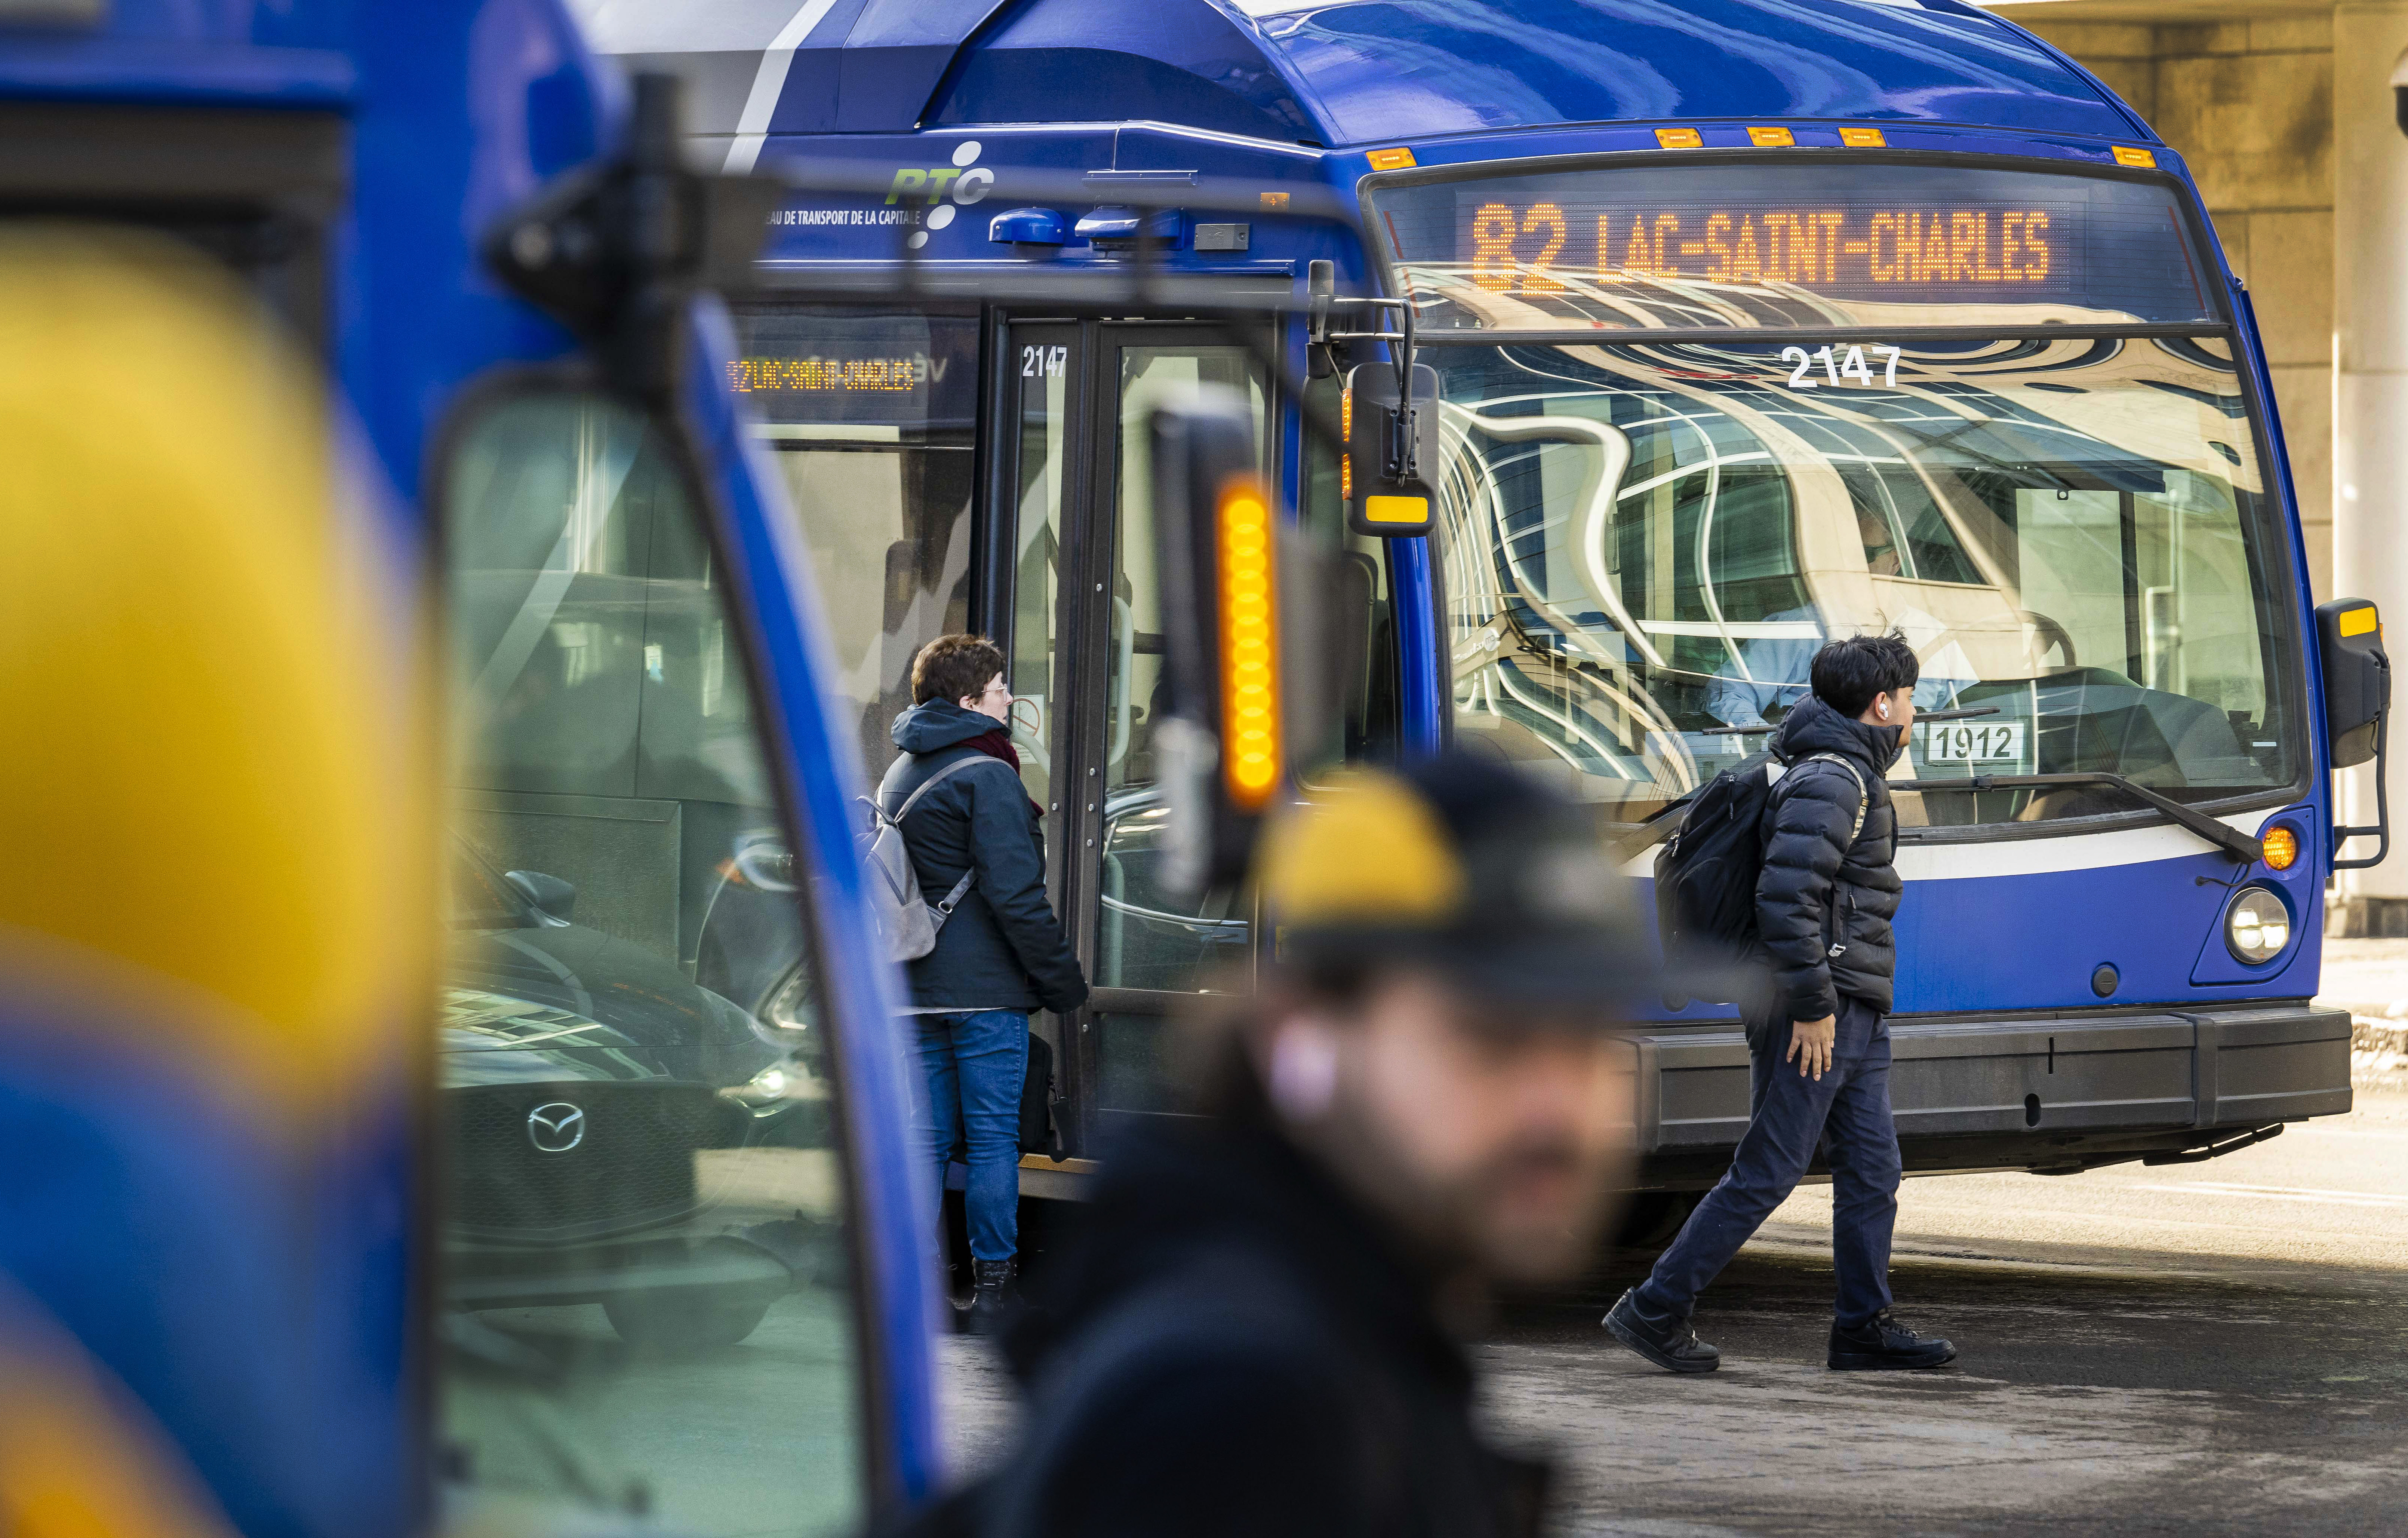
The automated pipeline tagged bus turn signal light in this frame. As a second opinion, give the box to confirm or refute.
[1216,476,1282,810]
[2261,825,2299,871]
[2112,146,2157,168]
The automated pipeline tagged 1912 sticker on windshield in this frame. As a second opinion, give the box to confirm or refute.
[1778,344,1903,389]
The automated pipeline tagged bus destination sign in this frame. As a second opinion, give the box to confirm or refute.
[1366,162,2216,332]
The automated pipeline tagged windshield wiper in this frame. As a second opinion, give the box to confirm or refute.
[1892,771,2265,863]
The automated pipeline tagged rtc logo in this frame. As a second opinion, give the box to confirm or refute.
[885,140,995,249]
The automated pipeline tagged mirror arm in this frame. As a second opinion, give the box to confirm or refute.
[2334,658,2392,871]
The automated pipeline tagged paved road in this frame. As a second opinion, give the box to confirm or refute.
[943,1089,2408,1533]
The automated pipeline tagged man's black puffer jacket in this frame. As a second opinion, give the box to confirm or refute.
[1758,696,1906,1019]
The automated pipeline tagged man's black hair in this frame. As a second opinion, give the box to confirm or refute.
[1810,633,1919,718]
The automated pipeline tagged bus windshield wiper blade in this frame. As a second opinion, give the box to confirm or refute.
[1892,771,2264,863]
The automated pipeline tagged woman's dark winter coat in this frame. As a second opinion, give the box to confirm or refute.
[1760,695,1905,1019]
[962,1114,1548,1538]
[883,700,1086,1015]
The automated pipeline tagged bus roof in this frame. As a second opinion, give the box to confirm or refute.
[583,0,2147,151]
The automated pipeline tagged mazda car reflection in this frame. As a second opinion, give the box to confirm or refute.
[445,844,824,1352]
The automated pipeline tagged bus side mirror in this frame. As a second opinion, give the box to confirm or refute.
[2321,598,2392,871]
[1149,396,1337,898]
[2319,598,2389,768]
[1344,362,1440,537]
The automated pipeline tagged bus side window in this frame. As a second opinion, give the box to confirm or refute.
[1301,373,1401,763]
[729,306,979,781]
[439,391,862,1537]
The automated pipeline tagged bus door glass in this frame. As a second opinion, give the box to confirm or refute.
[1004,322,1266,1133]
[439,391,863,1535]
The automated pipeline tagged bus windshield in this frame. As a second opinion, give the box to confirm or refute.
[1421,332,2301,829]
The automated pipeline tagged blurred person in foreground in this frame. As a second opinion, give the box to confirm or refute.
[910,753,1651,1538]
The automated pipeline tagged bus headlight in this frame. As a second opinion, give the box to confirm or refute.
[2224,885,2292,964]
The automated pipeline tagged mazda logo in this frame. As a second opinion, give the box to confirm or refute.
[526,1102,586,1153]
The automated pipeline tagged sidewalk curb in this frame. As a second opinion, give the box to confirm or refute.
[2325,1004,2408,1083]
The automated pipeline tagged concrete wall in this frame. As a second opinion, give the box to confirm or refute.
[2014,11,2338,601]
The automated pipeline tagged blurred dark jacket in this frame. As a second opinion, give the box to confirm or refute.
[883,700,1086,1015]
[950,1109,1548,1538]
[1760,696,1903,1018]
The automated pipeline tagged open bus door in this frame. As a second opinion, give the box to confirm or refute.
[999,319,1274,1149]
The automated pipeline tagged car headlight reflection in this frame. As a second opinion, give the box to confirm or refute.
[722,1055,828,1116]
[2224,885,2292,964]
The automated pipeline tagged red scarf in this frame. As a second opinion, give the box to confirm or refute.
[961,725,1020,773]
[960,725,1044,817]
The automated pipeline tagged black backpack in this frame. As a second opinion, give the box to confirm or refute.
[1653,750,1866,1001]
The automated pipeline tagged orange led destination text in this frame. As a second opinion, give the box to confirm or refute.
[728,357,922,392]
[1462,203,2054,293]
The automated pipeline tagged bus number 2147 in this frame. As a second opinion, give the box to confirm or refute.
[1779,344,1902,390]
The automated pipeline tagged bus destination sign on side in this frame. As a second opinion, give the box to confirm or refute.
[1367,161,2216,332]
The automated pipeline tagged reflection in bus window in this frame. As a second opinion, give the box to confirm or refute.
[1431,335,2297,829]
[1097,347,1264,996]
[731,306,976,780]
[441,394,858,1537]
[1011,332,1072,813]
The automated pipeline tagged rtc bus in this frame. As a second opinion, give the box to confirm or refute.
[587,0,2389,1198]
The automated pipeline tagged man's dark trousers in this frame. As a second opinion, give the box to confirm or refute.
[1632,994,1900,1329]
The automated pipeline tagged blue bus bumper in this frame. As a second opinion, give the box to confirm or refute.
[1635,1000,2353,1183]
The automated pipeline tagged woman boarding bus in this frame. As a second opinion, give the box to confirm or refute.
[585,0,2381,1195]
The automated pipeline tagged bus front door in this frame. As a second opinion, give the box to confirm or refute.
[1003,321,1270,1151]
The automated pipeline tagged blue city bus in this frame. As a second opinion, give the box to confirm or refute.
[0,3,954,1534]
[593,0,2388,1200]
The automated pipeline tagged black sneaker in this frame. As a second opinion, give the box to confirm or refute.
[1828,1310,1956,1370]
[1603,1289,1721,1374]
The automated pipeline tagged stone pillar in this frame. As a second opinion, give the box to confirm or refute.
[2332,3,2408,927]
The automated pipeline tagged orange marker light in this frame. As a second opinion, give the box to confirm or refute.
[1215,476,1282,809]
[2261,825,2300,872]
[1367,147,1416,170]
[2112,146,2157,168]
[1839,126,1886,148]
[1655,128,1703,149]
[1747,126,1795,147]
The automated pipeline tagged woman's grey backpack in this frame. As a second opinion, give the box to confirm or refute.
[858,756,987,964]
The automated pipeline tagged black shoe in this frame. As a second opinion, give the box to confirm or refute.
[964,1258,1018,1338]
[1828,1310,1956,1370]
[1603,1289,1720,1374]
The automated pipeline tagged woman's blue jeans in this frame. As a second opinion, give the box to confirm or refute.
[916,1010,1027,1262]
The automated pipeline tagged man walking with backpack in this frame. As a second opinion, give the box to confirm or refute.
[1609,633,1957,1373]
[885,635,1086,1333]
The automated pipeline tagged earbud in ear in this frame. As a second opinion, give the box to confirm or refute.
[1267,1021,1341,1121]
